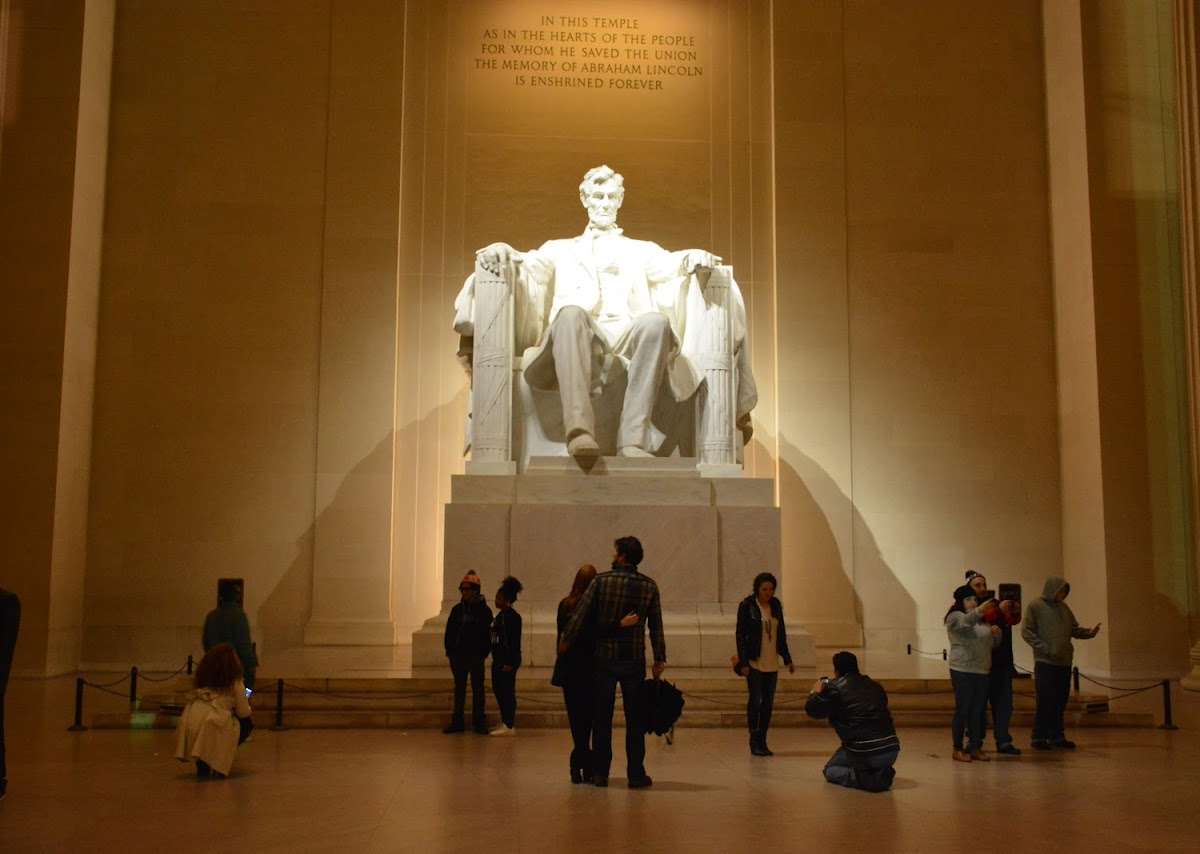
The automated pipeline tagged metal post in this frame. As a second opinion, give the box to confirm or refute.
[67,677,88,731]
[187,654,194,675]
[129,666,138,706]
[271,677,286,731]
[1160,679,1179,730]
[942,649,947,661]
[1072,666,1080,694]
[906,644,912,655]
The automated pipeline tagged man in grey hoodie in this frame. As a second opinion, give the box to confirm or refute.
[1020,576,1100,751]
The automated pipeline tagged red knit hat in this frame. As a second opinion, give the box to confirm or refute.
[459,572,482,589]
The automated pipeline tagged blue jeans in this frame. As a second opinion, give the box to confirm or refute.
[950,669,989,751]
[746,668,778,741]
[824,746,899,792]
[592,659,647,780]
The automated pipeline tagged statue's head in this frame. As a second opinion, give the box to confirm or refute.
[579,164,624,229]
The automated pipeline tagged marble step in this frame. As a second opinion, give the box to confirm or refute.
[90,707,1155,730]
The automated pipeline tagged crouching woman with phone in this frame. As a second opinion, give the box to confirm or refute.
[176,643,254,779]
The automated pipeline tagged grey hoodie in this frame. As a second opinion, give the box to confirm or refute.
[1021,576,1094,667]
[945,607,998,675]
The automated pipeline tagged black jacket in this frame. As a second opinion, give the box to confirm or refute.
[0,588,20,691]
[735,595,793,669]
[804,673,899,755]
[491,608,522,668]
[556,599,595,676]
[445,596,493,659]
[203,601,258,673]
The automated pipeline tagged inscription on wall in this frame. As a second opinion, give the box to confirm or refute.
[473,14,702,91]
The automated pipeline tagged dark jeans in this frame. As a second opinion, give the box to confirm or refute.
[823,746,900,792]
[449,654,486,726]
[746,668,778,741]
[592,658,647,780]
[563,670,595,773]
[984,667,1014,748]
[950,669,989,751]
[1033,662,1072,742]
[491,664,517,727]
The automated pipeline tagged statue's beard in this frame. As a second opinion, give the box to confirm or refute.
[589,213,618,229]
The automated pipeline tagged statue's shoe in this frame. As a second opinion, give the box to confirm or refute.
[567,433,600,457]
[618,445,654,458]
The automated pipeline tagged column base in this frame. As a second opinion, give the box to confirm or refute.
[304,619,398,646]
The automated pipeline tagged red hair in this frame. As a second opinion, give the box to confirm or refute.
[195,643,244,691]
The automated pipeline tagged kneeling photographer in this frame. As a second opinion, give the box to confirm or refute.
[804,651,900,793]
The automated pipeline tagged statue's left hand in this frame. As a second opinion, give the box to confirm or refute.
[683,249,722,272]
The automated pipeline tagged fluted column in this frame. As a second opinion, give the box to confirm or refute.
[1174,0,1200,688]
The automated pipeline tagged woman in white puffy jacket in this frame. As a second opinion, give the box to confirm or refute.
[176,643,253,779]
[945,585,1000,763]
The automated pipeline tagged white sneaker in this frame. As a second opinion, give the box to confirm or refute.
[490,724,515,736]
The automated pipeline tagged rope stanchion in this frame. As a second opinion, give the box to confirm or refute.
[67,677,88,731]
[271,678,286,731]
[1072,666,1080,694]
[129,666,139,706]
[1159,680,1179,730]
[906,643,947,661]
[136,659,190,683]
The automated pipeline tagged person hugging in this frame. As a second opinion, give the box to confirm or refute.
[490,576,524,736]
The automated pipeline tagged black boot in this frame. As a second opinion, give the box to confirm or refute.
[750,732,768,756]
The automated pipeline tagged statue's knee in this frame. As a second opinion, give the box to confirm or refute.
[555,306,590,329]
[636,312,671,337]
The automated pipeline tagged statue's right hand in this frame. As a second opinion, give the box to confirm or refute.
[476,242,516,274]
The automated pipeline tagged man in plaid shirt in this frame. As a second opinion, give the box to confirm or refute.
[560,536,666,789]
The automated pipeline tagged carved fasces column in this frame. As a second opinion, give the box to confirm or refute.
[466,259,517,474]
[694,266,741,476]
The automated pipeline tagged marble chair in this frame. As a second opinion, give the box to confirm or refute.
[465,259,746,475]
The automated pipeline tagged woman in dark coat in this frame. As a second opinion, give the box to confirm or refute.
[735,572,794,756]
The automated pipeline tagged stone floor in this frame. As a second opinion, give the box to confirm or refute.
[2,676,1199,852]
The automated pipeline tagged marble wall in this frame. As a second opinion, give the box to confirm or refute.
[6,0,1181,674]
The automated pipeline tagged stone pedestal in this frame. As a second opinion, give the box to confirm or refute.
[412,457,814,669]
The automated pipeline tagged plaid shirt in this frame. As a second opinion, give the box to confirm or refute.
[562,565,666,663]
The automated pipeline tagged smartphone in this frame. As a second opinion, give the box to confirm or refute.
[998,583,1021,603]
[244,687,253,699]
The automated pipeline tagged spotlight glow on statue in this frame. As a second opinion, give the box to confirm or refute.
[454,165,757,463]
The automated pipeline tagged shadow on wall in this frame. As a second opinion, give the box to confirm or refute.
[755,428,917,653]
[255,401,459,656]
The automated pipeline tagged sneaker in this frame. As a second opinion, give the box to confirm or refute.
[628,776,653,789]
[1031,740,1053,751]
[968,749,990,762]
[490,724,515,737]
[750,742,769,756]
[570,768,584,785]
[760,743,774,757]
[1051,739,1077,750]
[196,760,212,779]
[442,722,465,734]
[592,776,609,787]
[996,743,1022,756]
[952,749,972,762]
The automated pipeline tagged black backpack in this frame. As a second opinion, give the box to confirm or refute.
[639,678,684,735]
